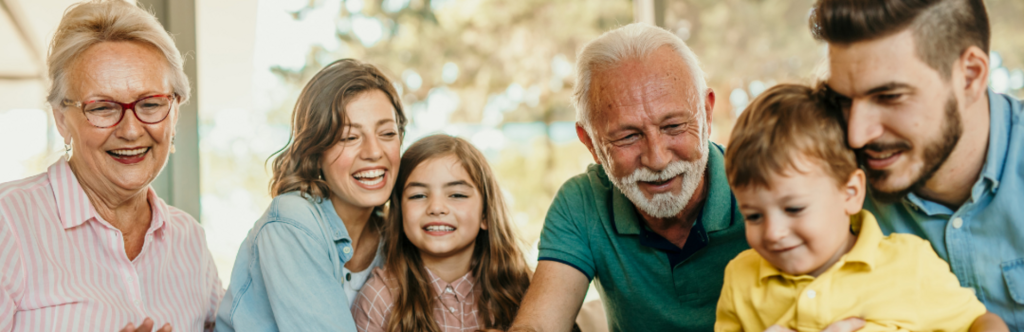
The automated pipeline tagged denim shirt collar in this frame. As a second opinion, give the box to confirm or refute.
[319,196,353,243]
[905,89,1013,215]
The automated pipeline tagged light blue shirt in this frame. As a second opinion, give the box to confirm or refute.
[865,89,1024,329]
[215,191,368,332]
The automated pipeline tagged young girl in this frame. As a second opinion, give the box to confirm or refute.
[352,134,531,332]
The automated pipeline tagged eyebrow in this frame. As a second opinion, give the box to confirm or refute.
[346,118,396,129]
[864,82,914,96]
[405,180,473,190]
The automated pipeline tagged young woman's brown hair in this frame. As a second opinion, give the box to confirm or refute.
[384,134,532,332]
[269,58,407,199]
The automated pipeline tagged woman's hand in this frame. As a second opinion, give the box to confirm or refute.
[765,317,864,332]
[119,317,172,332]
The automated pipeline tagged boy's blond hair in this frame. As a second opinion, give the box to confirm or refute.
[725,84,857,189]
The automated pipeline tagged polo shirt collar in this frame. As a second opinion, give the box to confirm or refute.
[319,196,353,242]
[758,210,880,283]
[48,157,168,233]
[609,141,733,235]
[903,89,1011,214]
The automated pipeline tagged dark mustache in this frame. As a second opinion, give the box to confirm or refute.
[859,140,912,154]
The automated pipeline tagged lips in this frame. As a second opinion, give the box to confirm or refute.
[107,147,149,164]
[351,168,386,190]
[423,222,456,236]
[863,149,903,170]
[638,175,680,194]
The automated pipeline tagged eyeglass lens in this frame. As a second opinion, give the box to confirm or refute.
[83,96,172,127]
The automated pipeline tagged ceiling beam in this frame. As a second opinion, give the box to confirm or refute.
[0,0,45,79]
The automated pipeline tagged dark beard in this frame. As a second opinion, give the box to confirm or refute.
[860,95,963,203]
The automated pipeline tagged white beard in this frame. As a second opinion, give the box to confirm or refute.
[598,120,709,219]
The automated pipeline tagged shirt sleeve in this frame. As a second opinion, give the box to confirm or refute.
[912,240,987,332]
[255,221,358,331]
[0,214,24,332]
[537,179,596,280]
[350,271,390,332]
[714,262,743,332]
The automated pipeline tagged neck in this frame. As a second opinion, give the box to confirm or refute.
[330,196,374,244]
[420,243,475,284]
[639,170,708,248]
[915,94,990,208]
[69,160,151,233]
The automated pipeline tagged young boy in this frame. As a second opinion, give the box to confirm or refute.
[716,84,1003,332]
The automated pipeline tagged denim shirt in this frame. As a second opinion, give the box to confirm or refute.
[215,191,365,332]
[864,89,1024,329]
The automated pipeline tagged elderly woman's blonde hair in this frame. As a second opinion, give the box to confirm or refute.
[47,0,189,107]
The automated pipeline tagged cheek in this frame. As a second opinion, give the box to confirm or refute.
[744,224,763,249]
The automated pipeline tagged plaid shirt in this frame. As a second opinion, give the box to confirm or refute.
[352,267,481,332]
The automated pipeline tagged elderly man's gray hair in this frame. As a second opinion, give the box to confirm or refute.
[572,23,708,134]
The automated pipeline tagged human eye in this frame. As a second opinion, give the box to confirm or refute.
[784,206,806,215]
[875,93,904,104]
[380,130,398,138]
[744,213,763,223]
[449,192,469,199]
[85,102,118,113]
[407,193,426,200]
[614,133,639,146]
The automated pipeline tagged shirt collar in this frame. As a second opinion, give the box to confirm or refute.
[758,210,881,283]
[48,157,168,233]
[425,267,476,302]
[609,141,736,235]
[319,196,353,242]
[977,89,1013,195]
[48,157,96,229]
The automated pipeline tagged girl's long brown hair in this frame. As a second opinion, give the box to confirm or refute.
[269,59,407,200]
[384,135,531,332]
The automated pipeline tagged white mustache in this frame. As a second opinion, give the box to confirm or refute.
[622,161,689,184]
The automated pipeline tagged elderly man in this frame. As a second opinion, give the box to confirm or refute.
[508,23,747,331]
[814,0,1024,329]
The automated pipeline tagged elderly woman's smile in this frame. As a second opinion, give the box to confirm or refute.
[59,41,176,191]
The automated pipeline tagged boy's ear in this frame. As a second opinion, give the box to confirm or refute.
[843,169,866,215]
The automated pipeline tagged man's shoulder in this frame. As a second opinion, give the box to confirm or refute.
[553,164,613,203]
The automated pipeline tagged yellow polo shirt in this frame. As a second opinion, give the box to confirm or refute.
[715,210,986,332]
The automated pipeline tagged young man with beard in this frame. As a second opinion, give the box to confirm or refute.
[813,0,1024,328]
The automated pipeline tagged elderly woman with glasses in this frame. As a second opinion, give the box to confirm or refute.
[0,1,222,331]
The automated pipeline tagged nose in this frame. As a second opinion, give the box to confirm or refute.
[359,134,383,161]
[426,196,448,216]
[762,216,790,245]
[640,133,672,171]
[113,107,145,141]
[846,100,884,149]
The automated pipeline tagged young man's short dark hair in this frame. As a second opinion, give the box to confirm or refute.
[810,0,990,78]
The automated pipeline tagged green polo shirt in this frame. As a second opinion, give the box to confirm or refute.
[538,141,748,332]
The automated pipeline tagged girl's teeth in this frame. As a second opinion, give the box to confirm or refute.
[356,176,384,186]
[353,169,385,179]
[425,225,455,232]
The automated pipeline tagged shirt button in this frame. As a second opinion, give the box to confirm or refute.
[952,217,964,229]
[806,290,816,299]
[445,287,453,294]
[448,307,456,313]
[343,246,352,254]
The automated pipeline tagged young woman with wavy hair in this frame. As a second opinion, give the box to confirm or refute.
[351,134,532,332]
[216,59,407,332]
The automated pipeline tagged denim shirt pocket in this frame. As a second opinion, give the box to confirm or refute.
[1002,258,1024,305]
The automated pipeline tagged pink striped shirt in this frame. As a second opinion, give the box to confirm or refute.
[352,267,481,332]
[0,158,223,332]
